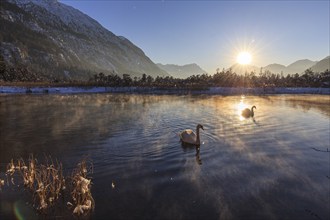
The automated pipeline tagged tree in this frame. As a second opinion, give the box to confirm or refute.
[141,73,147,83]
[146,75,154,85]
[122,74,132,86]
[0,55,6,79]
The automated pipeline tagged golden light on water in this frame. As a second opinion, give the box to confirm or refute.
[236,51,252,65]
[236,97,248,121]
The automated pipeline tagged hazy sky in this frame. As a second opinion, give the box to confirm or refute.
[60,0,329,74]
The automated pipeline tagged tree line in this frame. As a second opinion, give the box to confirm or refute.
[0,55,329,88]
[90,69,329,88]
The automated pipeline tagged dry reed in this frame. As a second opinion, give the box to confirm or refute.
[0,178,4,190]
[69,158,95,216]
[3,155,94,216]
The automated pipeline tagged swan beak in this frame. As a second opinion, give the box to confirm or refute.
[201,126,204,130]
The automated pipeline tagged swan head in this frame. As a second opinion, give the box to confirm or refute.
[197,124,204,130]
[251,106,256,110]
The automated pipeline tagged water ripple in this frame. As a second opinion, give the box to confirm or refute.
[0,94,329,220]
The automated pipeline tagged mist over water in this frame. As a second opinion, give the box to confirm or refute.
[0,94,329,219]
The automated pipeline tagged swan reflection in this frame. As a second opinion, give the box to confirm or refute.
[181,143,203,165]
[195,146,202,165]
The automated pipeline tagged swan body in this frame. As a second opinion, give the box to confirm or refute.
[179,124,204,145]
[242,106,256,118]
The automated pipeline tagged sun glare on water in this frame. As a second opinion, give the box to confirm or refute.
[237,100,248,114]
[236,97,248,121]
[237,51,252,65]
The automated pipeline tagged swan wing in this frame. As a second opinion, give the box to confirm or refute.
[242,108,251,117]
[179,129,197,144]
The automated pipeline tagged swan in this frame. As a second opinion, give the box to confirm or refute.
[242,106,256,118]
[179,124,204,146]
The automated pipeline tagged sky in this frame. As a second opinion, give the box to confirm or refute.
[60,0,329,74]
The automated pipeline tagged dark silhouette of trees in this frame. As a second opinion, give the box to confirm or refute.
[141,73,147,84]
[122,74,133,86]
[1,64,329,88]
[0,55,6,76]
[86,68,329,88]
[0,65,47,82]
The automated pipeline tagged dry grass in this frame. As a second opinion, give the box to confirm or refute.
[3,155,94,216]
[0,178,4,190]
[69,159,95,215]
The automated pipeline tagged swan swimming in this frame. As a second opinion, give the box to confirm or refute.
[179,124,204,146]
[242,106,256,118]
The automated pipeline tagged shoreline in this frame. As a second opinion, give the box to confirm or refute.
[0,86,329,95]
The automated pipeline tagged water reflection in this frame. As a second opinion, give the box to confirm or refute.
[195,147,202,165]
[0,94,329,220]
[285,95,330,117]
[181,144,203,165]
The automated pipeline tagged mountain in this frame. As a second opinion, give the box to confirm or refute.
[263,59,328,75]
[0,0,169,80]
[157,63,207,79]
[263,64,286,74]
[310,56,330,73]
[286,59,317,74]
[228,63,260,75]
[228,57,328,76]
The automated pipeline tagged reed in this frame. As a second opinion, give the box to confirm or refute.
[69,158,95,216]
[3,155,94,216]
[0,178,4,190]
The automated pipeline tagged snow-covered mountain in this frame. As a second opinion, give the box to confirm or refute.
[0,0,169,80]
[157,63,208,79]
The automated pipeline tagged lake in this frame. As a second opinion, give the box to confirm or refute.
[0,94,329,220]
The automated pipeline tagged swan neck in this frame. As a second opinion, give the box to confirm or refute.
[251,107,254,116]
[196,127,201,144]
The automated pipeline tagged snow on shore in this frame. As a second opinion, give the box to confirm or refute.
[0,86,329,95]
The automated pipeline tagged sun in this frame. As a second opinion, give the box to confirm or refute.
[237,51,252,65]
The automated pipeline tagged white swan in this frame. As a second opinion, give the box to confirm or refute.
[242,106,256,118]
[179,124,204,146]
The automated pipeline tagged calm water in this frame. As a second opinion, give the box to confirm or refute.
[0,94,329,220]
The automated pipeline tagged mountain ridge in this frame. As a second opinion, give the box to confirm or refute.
[263,59,322,75]
[0,0,328,80]
[157,63,208,79]
[0,0,169,80]
[228,57,328,75]
[310,56,330,73]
